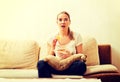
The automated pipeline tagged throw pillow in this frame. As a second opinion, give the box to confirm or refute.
[82,36,100,66]
[44,54,84,71]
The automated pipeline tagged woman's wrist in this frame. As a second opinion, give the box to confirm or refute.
[82,54,87,62]
[49,48,55,55]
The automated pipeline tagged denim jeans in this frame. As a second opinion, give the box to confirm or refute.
[37,60,86,78]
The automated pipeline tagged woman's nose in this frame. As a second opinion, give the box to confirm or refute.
[61,20,65,23]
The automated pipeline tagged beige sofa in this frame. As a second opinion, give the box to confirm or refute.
[0,40,40,78]
[0,36,120,82]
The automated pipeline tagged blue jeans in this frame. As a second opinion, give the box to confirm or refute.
[37,60,86,78]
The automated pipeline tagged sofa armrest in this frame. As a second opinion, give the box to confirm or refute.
[98,44,111,64]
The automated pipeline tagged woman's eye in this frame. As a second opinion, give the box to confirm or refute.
[58,18,68,22]
[59,19,62,21]
[64,18,68,21]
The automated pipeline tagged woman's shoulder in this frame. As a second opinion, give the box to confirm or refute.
[72,31,82,39]
[73,31,80,35]
[72,31,82,46]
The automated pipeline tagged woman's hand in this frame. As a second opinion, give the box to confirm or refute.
[80,54,87,62]
[52,35,60,48]
[57,50,71,59]
[47,38,58,55]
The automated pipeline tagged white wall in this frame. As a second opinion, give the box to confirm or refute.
[0,0,120,72]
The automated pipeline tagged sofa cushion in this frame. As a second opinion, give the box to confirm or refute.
[82,36,100,66]
[0,40,40,69]
[0,69,38,78]
[84,64,118,75]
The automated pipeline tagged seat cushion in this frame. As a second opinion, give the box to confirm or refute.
[0,40,40,69]
[0,69,38,78]
[82,36,100,66]
[84,64,119,75]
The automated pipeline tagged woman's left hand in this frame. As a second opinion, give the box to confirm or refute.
[80,54,87,62]
[57,50,71,59]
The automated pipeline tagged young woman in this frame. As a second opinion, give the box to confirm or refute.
[37,11,87,78]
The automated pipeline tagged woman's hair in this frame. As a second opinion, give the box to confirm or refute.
[57,11,74,40]
[57,11,71,22]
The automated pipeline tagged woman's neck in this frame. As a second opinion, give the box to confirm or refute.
[59,30,68,37]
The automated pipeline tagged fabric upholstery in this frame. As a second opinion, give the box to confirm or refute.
[44,54,83,71]
[84,64,118,75]
[82,36,100,66]
[0,69,38,78]
[98,45,111,64]
[0,40,40,69]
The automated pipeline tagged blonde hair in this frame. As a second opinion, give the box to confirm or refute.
[57,11,74,40]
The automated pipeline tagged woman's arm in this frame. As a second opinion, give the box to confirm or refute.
[43,39,57,61]
[47,42,55,56]
[47,39,57,56]
[76,43,83,54]
[76,44,87,62]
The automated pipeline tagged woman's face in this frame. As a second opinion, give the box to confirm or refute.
[57,13,71,31]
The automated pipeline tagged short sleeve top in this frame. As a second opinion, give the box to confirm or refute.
[47,32,82,56]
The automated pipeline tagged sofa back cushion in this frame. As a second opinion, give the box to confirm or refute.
[82,36,100,66]
[0,40,40,69]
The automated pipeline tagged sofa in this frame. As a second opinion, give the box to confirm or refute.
[0,36,120,82]
[0,40,40,78]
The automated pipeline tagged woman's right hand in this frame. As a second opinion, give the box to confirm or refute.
[47,38,58,55]
[52,35,60,48]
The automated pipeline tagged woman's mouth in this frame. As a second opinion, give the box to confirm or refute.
[61,25,65,28]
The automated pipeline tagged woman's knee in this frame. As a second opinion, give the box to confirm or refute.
[37,60,52,78]
[78,61,86,68]
[37,60,46,69]
[78,61,87,73]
